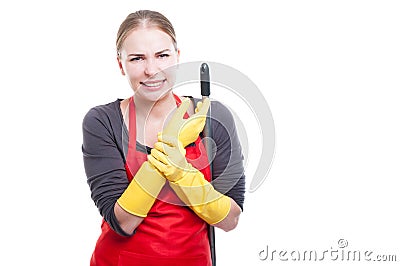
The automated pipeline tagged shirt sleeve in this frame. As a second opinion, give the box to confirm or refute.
[202,100,246,210]
[82,102,133,237]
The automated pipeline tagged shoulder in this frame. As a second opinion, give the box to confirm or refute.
[83,99,121,122]
[191,97,236,133]
[210,100,234,121]
[192,98,233,120]
[82,99,122,132]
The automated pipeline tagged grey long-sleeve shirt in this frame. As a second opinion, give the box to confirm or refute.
[82,98,246,236]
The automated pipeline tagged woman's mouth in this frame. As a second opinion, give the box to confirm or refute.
[140,79,166,90]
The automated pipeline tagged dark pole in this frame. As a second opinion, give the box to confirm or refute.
[200,63,216,266]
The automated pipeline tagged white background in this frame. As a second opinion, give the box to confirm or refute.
[1,0,399,265]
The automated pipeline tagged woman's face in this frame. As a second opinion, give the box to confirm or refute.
[118,27,180,102]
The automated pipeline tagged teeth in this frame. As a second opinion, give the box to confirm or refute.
[143,81,163,87]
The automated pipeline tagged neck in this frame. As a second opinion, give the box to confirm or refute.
[134,92,177,120]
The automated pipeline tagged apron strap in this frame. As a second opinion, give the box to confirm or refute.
[126,97,137,175]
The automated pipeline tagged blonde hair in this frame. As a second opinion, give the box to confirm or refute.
[116,10,177,56]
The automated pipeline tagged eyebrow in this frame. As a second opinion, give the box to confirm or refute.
[128,49,171,57]
[155,49,171,55]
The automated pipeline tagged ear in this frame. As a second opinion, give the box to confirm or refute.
[176,49,181,64]
[117,55,125,76]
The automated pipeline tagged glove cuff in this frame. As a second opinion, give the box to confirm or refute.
[117,162,166,217]
[170,169,231,224]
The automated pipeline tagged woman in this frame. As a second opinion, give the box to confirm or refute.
[82,10,245,265]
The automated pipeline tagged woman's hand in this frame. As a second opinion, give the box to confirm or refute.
[158,98,210,154]
[148,136,196,182]
[147,137,232,225]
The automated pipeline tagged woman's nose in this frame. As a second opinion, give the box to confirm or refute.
[144,58,158,77]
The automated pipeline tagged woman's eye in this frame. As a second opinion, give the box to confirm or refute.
[129,57,143,62]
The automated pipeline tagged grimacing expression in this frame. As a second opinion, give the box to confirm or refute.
[118,27,180,101]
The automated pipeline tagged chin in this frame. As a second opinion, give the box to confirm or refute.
[136,88,172,102]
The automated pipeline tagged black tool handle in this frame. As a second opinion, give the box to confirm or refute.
[200,63,210,97]
[200,62,216,266]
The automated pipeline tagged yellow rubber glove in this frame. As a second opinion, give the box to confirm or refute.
[117,161,166,217]
[159,97,210,154]
[147,138,231,224]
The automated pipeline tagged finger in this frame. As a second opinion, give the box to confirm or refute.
[155,140,186,158]
[157,135,179,148]
[170,98,190,121]
[154,141,167,153]
[154,141,177,154]
[150,148,169,165]
[195,101,203,113]
[192,98,210,118]
[197,98,210,116]
[147,154,168,172]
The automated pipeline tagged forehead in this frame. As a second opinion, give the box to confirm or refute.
[121,27,175,53]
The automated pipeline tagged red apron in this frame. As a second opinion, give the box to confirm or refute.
[90,95,212,266]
